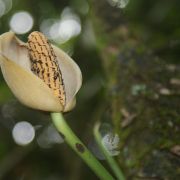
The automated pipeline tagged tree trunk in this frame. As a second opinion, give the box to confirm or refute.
[91,0,180,179]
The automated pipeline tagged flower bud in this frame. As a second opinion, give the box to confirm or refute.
[0,32,82,112]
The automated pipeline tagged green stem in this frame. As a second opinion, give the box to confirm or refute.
[51,113,114,180]
[94,122,126,180]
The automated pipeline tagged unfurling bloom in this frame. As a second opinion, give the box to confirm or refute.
[0,31,82,112]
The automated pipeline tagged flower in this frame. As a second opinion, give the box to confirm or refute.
[0,31,82,112]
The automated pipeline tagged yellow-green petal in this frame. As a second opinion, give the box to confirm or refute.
[53,45,82,112]
[0,55,63,112]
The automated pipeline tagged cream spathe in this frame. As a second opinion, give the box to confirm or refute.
[0,32,82,112]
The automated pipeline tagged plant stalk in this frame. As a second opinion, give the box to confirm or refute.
[94,122,126,180]
[51,112,114,180]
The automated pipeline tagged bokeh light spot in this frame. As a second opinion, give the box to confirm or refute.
[102,133,120,156]
[107,0,129,8]
[12,121,35,146]
[0,0,6,17]
[57,18,81,43]
[37,124,64,148]
[40,7,81,44]
[9,11,33,34]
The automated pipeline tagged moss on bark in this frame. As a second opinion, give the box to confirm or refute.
[91,0,180,179]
